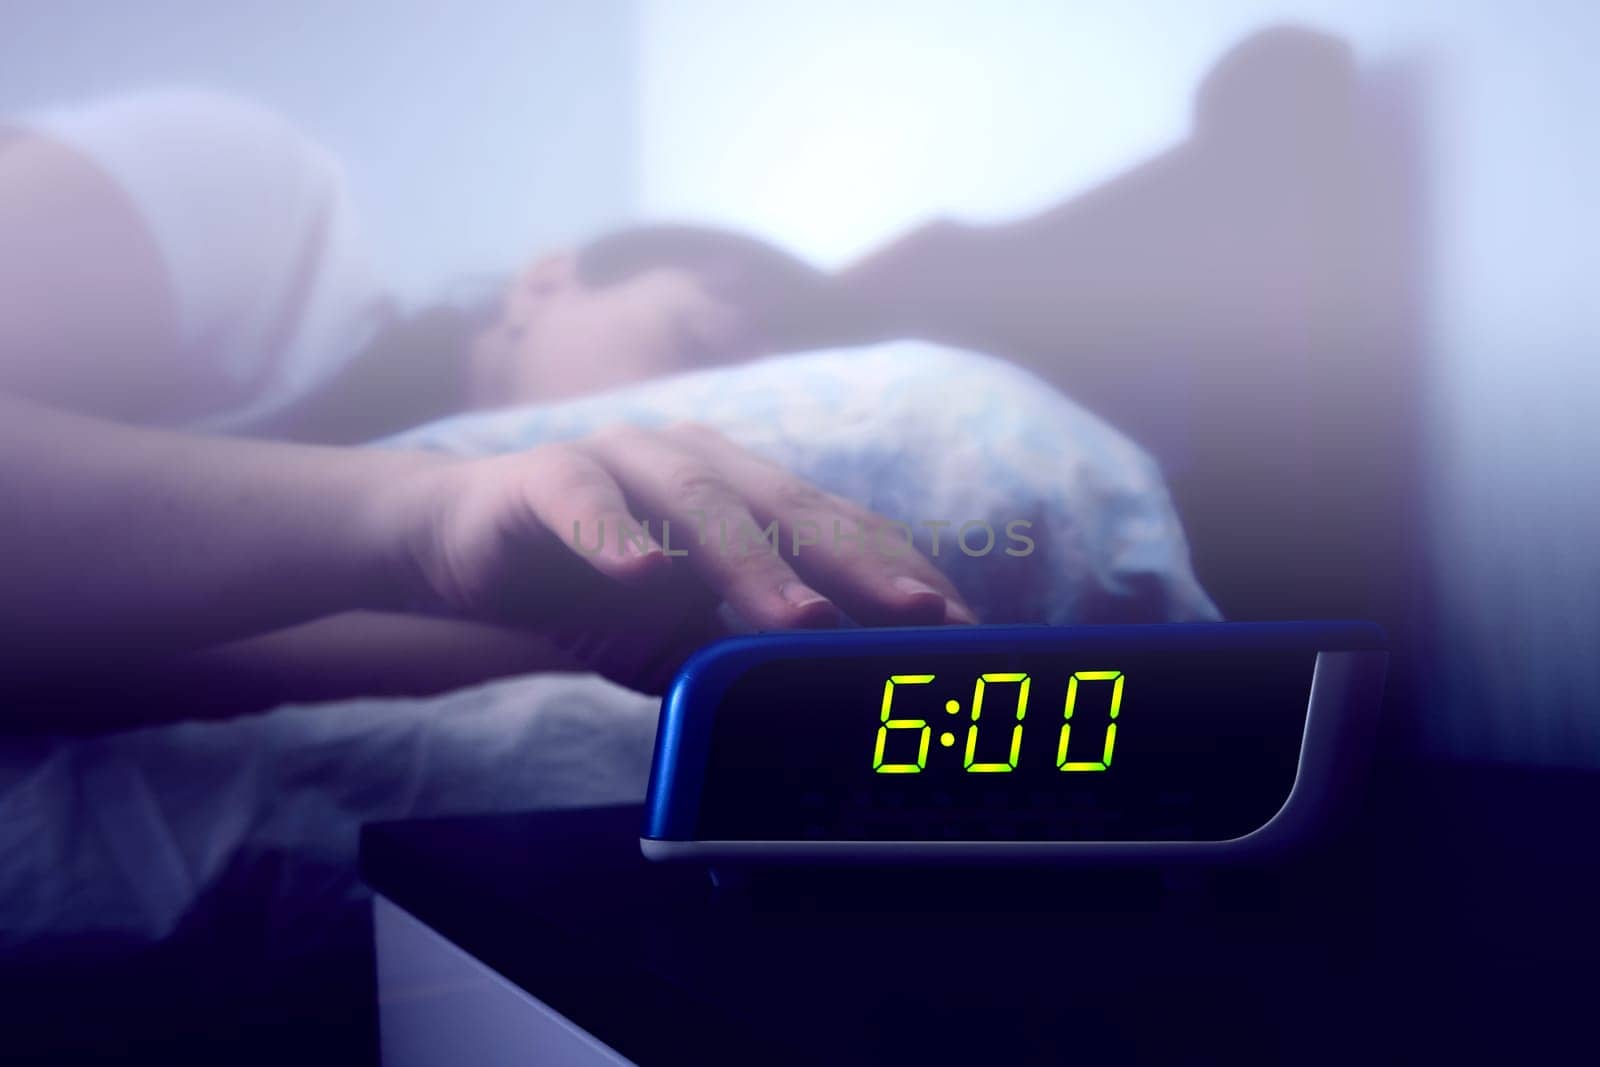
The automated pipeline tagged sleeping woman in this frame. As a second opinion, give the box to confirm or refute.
[0,91,987,725]
[0,90,1211,729]
[0,90,1225,967]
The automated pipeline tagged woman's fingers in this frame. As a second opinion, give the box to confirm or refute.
[663,423,977,625]
[506,423,976,633]
[579,425,841,631]
[515,443,670,585]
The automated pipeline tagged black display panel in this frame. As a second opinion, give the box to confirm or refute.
[696,649,1318,842]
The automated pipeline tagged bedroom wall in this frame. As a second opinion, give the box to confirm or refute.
[637,0,1600,766]
[0,0,639,305]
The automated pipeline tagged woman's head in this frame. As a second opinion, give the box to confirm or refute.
[468,224,867,406]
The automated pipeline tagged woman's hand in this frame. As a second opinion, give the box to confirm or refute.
[0,397,968,710]
[381,423,976,691]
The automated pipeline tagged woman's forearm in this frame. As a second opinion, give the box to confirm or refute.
[188,612,583,711]
[0,401,976,720]
[0,393,431,669]
[1,613,584,729]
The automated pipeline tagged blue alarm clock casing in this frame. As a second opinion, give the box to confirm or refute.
[641,622,1387,864]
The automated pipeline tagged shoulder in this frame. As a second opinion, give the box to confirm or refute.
[6,90,387,428]
[17,88,322,174]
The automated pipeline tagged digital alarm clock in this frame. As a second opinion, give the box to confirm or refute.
[641,622,1386,862]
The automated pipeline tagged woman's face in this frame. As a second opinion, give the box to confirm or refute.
[468,252,755,408]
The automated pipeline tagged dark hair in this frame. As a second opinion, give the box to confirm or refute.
[575,223,857,354]
[262,297,498,443]
[575,223,821,290]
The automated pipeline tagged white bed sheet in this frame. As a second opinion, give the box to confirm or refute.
[0,673,656,953]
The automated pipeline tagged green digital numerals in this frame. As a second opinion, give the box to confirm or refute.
[1056,670,1124,771]
[872,675,935,774]
[963,673,1030,773]
[873,669,1123,774]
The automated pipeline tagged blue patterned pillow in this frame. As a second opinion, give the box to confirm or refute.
[386,342,1219,625]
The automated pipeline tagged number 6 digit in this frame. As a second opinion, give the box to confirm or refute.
[873,675,934,774]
